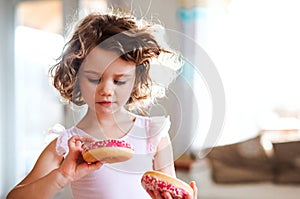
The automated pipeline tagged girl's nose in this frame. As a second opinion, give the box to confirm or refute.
[97,80,114,96]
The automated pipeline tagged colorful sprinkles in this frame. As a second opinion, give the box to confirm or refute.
[141,174,188,198]
[82,139,134,153]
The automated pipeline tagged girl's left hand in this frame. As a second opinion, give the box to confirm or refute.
[58,136,103,182]
[146,181,198,199]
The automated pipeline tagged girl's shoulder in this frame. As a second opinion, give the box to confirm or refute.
[134,114,170,127]
[136,115,171,134]
[133,115,171,154]
[134,114,171,145]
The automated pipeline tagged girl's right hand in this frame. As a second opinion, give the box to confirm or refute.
[58,136,103,183]
[188,181,198,199]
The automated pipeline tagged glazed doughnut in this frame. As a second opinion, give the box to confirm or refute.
[141,170,193,198]
[82,139,134,163]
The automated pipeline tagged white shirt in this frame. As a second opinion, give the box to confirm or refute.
[54,115,171,199]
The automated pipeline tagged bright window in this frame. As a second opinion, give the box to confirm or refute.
[200,0,300,145]
[14,0,64,181]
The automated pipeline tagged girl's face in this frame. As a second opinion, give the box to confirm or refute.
[79,47,136,115]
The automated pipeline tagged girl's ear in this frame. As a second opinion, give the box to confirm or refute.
[72,76,84,106]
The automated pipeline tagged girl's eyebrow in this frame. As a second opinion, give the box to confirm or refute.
[114,74,134,78]
[82,70,100,75]
[82,70,133,78]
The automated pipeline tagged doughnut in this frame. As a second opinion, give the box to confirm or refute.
[141,171,193,198]
[82,139,134,163]
[141,170,193,198]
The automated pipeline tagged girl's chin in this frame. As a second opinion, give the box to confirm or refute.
[95,106,121,115]
[96,107,114,114]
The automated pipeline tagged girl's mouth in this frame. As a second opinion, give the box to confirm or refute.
[98,101,113,107]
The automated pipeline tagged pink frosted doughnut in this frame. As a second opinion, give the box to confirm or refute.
[82,139,134,163]
[141,171,193,198]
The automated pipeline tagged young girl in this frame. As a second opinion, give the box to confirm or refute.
[7,11,197,199]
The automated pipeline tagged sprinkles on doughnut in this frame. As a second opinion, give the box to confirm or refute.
[141,170,193,198]
[82,139,134,163]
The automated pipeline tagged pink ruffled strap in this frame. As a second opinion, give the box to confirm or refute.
[48,123,66,135]
[145,116,171,153]
[50,125,92,157]
[47,123,70,156]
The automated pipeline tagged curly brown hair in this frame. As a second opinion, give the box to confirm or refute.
[49,12,175,115]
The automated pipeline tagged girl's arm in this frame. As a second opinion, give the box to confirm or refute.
[7,136,102,199]
[7,169,71,199]
[152,135,198,199]
[7,138,66,199]
[153,135,176,176]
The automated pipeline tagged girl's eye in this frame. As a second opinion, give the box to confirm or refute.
[88,78,100,84]
[114,80,126,85]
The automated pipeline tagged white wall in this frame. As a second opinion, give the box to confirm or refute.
[0,1,79,198]
[107,0,179,30]
[0,0,17,198]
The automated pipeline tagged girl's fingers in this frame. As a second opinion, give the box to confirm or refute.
[153,190,164,199]
[82,137,95,143]
[146,189,155,198]
[88,161,103,170]
[147,189,176,199]
[68,136,81,146]
[189,181,198,199]
[161,191,172,199]
[68,136,84,151]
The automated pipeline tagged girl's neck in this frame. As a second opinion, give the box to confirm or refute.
[76,108,135,139]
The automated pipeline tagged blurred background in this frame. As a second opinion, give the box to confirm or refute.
[1,0,300,198]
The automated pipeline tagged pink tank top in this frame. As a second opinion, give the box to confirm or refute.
[53,115,171,199]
